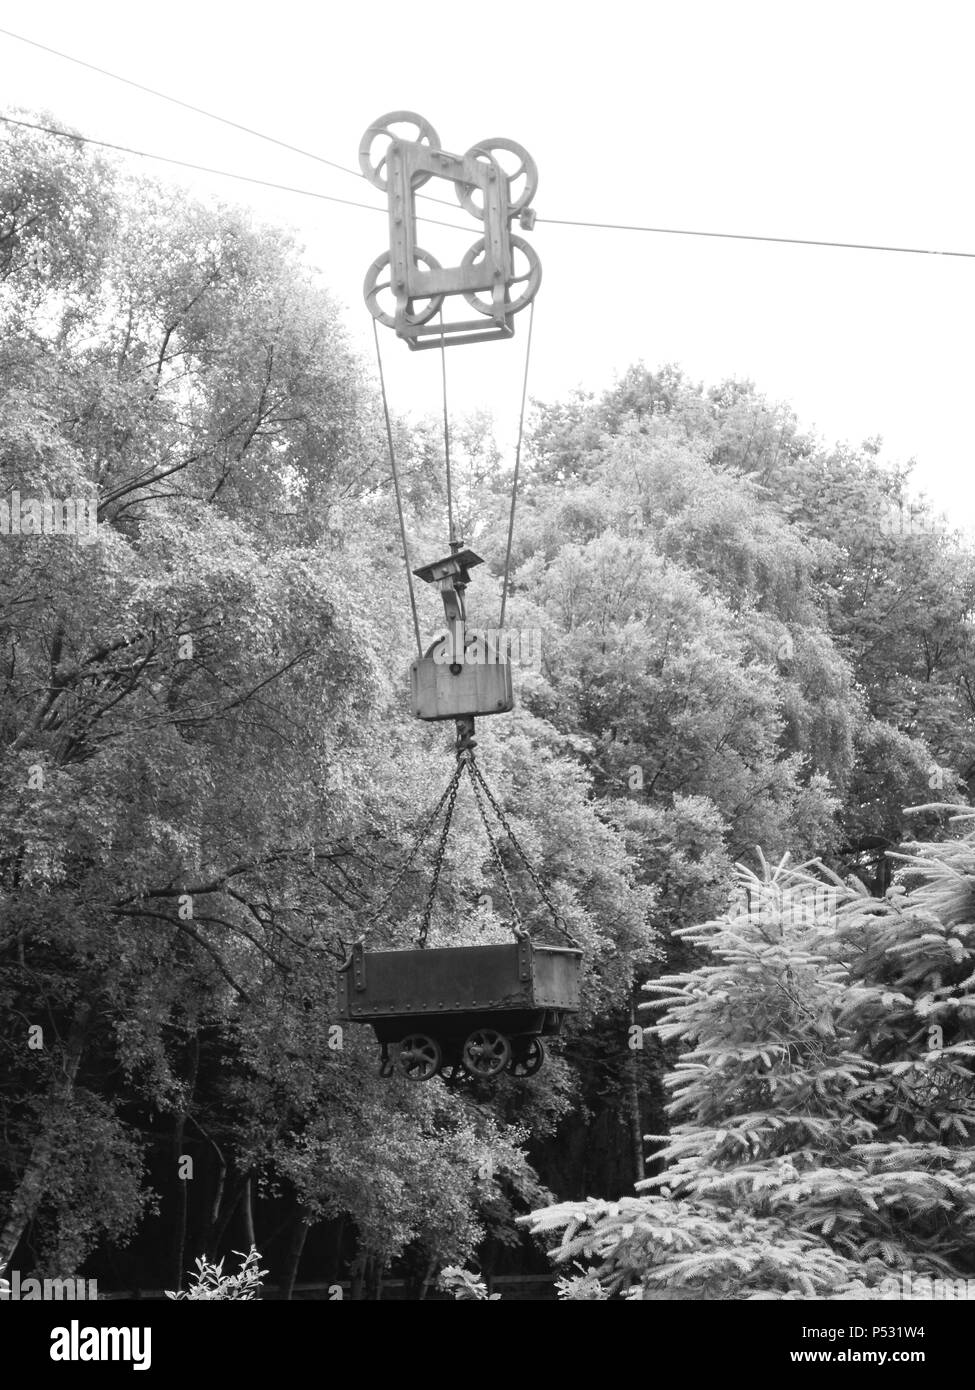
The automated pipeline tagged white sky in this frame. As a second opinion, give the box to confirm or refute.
[3,0,975,532]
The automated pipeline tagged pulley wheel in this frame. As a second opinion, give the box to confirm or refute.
[364,248,445,329]
[461,235,541,318]
[359,111,440,192]
[395,1033,442,1081]
[462,1028,511,1078]
[454,138,538,218]
[508,1037,546,1077]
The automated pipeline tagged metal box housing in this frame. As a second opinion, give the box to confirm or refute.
[409,655,514,721]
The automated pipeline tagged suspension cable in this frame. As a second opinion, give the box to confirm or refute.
[439,314,456,548]
[498,299,535,630]
[372,319,422,660]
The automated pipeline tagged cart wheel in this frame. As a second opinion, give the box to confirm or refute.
[508,1037,546,1078]
[395,1034,442,1081]
[462,1029,511,1078]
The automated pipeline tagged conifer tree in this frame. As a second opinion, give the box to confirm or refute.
[523,813,975,1298]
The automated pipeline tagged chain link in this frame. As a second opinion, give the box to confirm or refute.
[418,761,464,947]
[365,763,463,941]
[467,763,524,939]
[366,752,579,952]
[468,760,580,947]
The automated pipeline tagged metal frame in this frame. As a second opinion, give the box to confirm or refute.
[361,111,540,350]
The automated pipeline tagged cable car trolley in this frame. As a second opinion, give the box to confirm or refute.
[342,110,577,1083]
[360,111,541,349]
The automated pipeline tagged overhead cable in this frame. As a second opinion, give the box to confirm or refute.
[3,113,974,262]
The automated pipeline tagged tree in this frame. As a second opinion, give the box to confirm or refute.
[522,814,975,1297]
[0,119,666,1286]
[0,118,395,1276]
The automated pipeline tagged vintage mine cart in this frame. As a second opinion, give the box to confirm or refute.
[336,938,582,1080]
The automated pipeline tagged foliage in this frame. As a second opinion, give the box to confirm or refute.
[437,1266,500,1300]
[166,1247,267,1300]
[524,821,975,1296]
[553,1263,610,1300]
[0,115,662,1285]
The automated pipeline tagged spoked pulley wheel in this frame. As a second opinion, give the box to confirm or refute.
[462,1028,511,1078]
[508,1036,546,1077]
[395,1033,442,1081]
[359,111,441,192]
[461,235,541,317]
[364,249,445,329]
[454,138,538,219]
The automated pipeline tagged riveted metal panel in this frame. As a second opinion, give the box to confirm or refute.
[532,946,583,1010]
[410,656,514,721]
[336,941,581,1023]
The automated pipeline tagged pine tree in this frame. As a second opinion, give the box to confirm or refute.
[522,815,975,1298]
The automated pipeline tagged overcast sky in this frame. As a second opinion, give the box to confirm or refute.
[3,1,974,532]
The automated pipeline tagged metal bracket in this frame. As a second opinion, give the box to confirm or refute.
[408,544,515,721]
[352,939,367,992]
[412,548,483,587]
[455,715,476,761]
[415,548,482,669]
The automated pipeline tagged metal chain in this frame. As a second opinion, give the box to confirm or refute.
[366,762,463,939]
[466,762,524,939]
[468,760,580,947]
[418,761,464,947]
[369,756,578,951]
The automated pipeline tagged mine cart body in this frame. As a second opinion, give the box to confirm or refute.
[337,939,582,1078]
